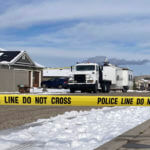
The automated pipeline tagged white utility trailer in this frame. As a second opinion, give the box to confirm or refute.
[103,63,133,92]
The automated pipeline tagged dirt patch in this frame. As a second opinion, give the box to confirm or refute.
[0,106,101,130]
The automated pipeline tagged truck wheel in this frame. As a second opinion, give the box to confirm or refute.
[122,86,128,93]
[102,84,105,93]
[81,90,85,93]
[93,83,98,93]
[106,83,110,93]
[102,83,110,93]
[70,88,75,93]
[103,84,107,93]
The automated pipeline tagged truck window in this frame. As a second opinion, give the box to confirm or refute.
[96,66,99,71]
[129,74,133,81]
[76,65,95,71]
[131,75,133,81]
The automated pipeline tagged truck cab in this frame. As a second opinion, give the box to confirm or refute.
[69,63,103,93]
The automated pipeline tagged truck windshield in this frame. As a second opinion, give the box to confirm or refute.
[76,65,95,71]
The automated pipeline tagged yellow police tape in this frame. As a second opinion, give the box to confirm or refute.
[1,95,150,106]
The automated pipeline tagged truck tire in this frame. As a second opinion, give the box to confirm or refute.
[102,84,107,93]
[122,86,128,93]
[106,83,110,93]
[81,89,85,93]
[93,83,98,93]
[102,83,110,93]
[70,88,75,93]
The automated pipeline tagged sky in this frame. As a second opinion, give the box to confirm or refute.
[1,0,150,75]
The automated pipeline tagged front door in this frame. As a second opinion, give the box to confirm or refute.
[33,71,39,87]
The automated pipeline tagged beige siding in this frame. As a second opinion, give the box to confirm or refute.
[0,69,29,92]
[0,69,14,92]
[14,70,29,91]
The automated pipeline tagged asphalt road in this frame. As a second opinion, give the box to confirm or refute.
[0,92,150,130]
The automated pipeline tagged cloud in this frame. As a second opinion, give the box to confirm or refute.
[1,0,150,71]
[1,0,150,29]
[17,21,150,60]
[55,21,150,44]
[1,0,150,57]
[83,56,150,66]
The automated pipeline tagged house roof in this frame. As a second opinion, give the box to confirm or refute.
[0,51,21,63]
[0,50,44,68]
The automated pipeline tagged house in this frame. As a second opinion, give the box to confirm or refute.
[0,51,43,92]
[134,75,150,90]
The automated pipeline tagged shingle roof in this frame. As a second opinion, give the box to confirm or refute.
[0,51,21,62]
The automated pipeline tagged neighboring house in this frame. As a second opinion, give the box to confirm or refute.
[134,75,150,90]
[0,51,43,92]
[43,68,71,81]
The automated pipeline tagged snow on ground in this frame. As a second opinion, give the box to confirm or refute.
[0,88,70,94]
[0,106,150,150]
[30,87,70,94]
[29,87,148,94]
[29,88,148,95]
[127,90,149,93]
[0,88,147,94]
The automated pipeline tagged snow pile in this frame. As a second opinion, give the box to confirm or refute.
[128,90,149,93]
[0,48,6,51]
[30,87,70,94]
[0,107,150,150]
[34,61,45,68]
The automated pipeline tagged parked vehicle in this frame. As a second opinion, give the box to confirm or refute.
[68,61,133,93]
[41,78,69,89]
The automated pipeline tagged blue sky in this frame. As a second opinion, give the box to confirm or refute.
[1,0,150,75]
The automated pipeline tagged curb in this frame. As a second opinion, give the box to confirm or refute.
[95,119,150,150]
